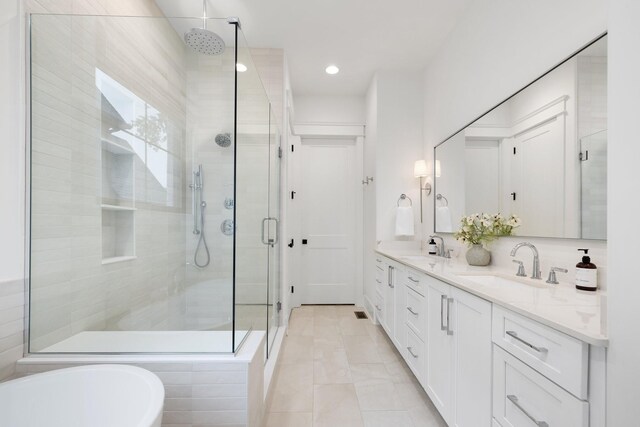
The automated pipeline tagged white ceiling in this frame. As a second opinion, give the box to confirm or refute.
[155,0,473,96]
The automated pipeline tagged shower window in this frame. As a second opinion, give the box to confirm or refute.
[97,68,180,208]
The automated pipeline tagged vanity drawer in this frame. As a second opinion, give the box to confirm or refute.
[493,345,588,427]
[405,326,425,382]
[492,306,588,399]
[405,286,425,340]
[405,269,425,296]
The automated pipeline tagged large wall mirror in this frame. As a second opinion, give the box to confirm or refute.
[434,35,607,240]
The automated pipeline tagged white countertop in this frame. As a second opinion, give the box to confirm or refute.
[376,249,608,347]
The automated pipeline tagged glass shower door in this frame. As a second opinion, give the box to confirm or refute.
[267,107,281,357]
[580,129,607,240]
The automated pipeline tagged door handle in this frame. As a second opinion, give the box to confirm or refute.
[407,347,419,358]
[440,295,447,331]
[506,331,548,353]
[507,395,549,427]
[446,298,454,335]
[262,218,279,246]
[288,239,294,248]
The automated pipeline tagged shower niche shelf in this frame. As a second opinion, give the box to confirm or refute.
[100,136,136,264]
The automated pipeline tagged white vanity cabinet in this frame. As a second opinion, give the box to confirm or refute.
[374,254,492,427]
[372,252,604,427]
[377,257,401,342]
[425,274,493,427]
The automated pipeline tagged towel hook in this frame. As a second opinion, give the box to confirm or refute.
[397,194,412,207]
[436,193,448,206]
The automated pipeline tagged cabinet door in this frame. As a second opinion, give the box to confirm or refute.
[425,277,453,423]
[384,263,396,339]
[394,275,406,350]
[451,286,492,427]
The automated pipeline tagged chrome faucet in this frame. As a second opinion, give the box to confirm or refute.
[510,242,541,280]
[429,235,449,258]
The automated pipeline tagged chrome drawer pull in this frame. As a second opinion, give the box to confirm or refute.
[440,295,447,331]
[376,279,381,284]
[407,347,419,358]
[376,258,382,262]
[375,305,382,311]
[446,297,454,335]
[407,307,419,316]
[506,331,548,353]
[507,395,549,427]
[408,276,419,283]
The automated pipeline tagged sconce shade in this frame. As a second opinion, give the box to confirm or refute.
[414,160,428,177]
[435,160,442,178]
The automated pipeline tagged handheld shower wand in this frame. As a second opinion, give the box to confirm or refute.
[191,165,210,268]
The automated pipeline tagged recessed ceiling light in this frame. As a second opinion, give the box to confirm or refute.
[325,65,339,75]
[236,63,248,72]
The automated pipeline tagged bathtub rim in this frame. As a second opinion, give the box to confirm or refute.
[0,364,165,427]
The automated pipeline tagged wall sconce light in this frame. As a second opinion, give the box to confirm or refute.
[435,160,441,178]
[414,160,432,223]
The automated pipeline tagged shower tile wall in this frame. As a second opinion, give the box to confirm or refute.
[183,49,236,331]
[29,10,188,350]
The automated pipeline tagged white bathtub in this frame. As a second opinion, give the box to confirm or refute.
[0,364,164,427]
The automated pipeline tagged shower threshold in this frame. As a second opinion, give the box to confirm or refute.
[36,330,249,354]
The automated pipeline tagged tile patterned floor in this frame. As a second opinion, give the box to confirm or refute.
[264,305,447,427]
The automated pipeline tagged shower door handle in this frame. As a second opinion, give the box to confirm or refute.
[261,218,279,246]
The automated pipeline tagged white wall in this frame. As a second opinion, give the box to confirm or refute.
[422,0,608,286]
[362,70,424,313]
[375,70,425,243]
[293,94,365,124]
[607,0,640,424]
[363,76,378,311]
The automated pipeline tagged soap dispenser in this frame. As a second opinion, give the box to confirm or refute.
[575,249,598,291]
[428,238,437,255]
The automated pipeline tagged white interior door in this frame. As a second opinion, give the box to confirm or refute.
[511,117,565,237]
[299,138,358,304]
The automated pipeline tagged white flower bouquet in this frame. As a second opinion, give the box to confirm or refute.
[454,213,521,246]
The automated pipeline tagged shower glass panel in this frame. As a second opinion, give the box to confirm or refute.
[580,129,607,240]
[234,30,281,353]
[28,14,278,355]
[267,106,282,357]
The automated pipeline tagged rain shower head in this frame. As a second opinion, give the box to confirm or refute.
[184,28,225,55]
[184,0,226,55]
[215,133,232,147]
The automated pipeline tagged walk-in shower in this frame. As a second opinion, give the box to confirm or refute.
[26,13,282,356]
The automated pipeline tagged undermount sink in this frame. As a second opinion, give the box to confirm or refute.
[455,273,549,289]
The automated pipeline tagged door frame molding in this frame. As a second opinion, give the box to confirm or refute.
[288,123,365,309]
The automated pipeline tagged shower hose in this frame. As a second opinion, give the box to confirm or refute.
[194,201,211,268]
